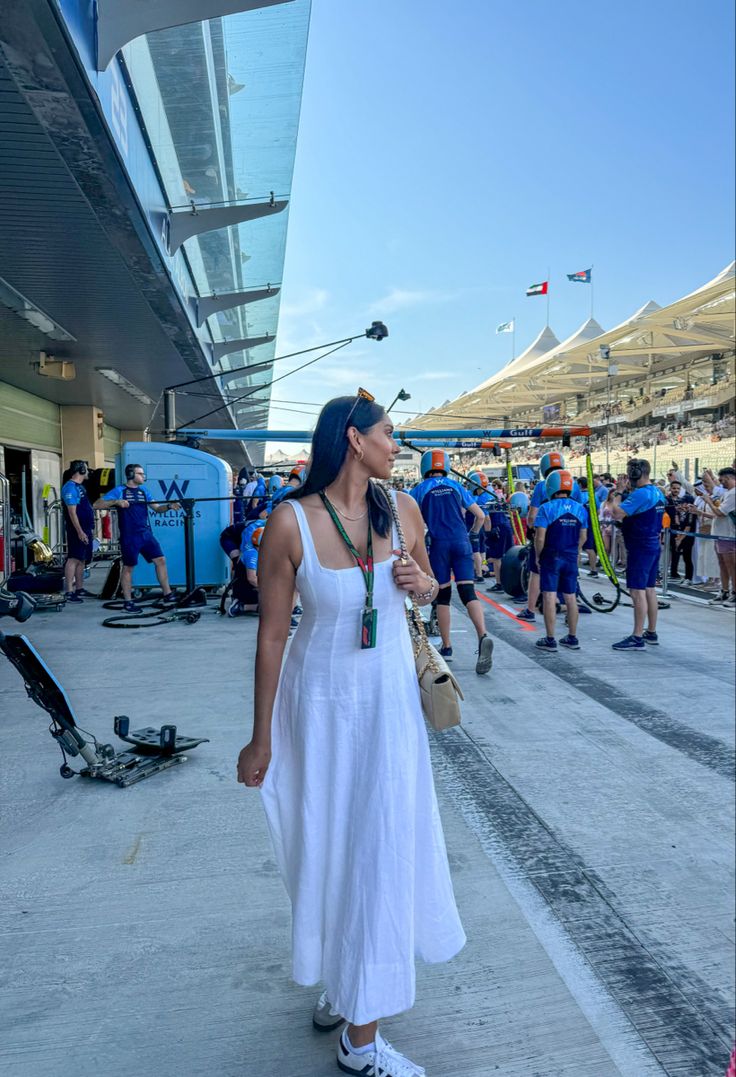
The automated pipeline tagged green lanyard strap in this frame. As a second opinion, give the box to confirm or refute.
[319,493,375,605]
[319,493,377,649]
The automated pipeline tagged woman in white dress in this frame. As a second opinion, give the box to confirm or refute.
[237,392,466,1076]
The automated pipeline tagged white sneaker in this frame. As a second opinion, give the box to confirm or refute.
[337,1028,426,1076]
[313,990,345,1032]
[709,590,728,604]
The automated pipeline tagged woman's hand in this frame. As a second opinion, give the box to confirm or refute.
[392,550,433,595]
[237,740,272,788]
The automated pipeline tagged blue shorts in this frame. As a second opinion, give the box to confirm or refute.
[583,524,595,551]
[428,538,475,586]
[66,529,93,563]
[528,542,539,575]
[626,546,660,590]
[539,552,579,595]
[486,524,513,560]
[121,533,164,567]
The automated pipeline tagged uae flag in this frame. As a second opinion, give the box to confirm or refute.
[526,280,548,297]
[567,268,592,283]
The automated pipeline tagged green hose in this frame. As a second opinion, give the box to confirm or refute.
[585,449,619,585]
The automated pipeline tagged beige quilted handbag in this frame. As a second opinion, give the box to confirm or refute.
[384,486,463,731]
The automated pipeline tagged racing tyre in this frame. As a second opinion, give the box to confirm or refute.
[500,545,530,599]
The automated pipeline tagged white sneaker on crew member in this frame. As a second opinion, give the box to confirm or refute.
[337,1028,426,1076]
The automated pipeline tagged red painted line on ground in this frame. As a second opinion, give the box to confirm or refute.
[476,591,537,631]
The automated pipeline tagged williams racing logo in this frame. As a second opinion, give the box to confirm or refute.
[153,478,200,527]
[158,479,190,500]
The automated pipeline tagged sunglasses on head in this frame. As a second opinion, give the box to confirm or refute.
[344,387,375,429]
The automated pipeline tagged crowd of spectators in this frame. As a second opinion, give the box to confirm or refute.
[440,414,735,478]
[395,456,736,599]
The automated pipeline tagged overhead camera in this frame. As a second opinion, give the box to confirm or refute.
[599,344,611,361]
[366,321,389,342]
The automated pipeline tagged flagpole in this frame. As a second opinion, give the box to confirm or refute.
[512,317,516,362]
[546,266,551,326]
[590,264,595,319]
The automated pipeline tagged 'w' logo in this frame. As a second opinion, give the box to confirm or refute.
[158,479,189,500]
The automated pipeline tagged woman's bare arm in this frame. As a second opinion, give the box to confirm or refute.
[238,504,301,787]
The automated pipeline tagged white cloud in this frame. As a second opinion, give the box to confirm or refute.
[369,287,447,315]
[414,370,455,381]
[314,363,391,390]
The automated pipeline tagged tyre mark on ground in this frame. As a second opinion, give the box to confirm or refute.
[469,598,735,780]
[432,727,732,1077]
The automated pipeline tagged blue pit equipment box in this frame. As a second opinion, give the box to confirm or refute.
[118,443,232,590]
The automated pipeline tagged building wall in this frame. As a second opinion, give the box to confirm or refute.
[103,422,121,465]
[0,381,62,451]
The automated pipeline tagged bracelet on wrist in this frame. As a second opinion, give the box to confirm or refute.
[413,575,437,601]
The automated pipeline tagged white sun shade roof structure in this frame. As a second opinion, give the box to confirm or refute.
[413,325,560,427]
[413,263,735,426]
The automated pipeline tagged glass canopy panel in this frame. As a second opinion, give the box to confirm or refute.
[123,0,311,430]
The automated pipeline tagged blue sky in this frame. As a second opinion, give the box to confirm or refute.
[267,0,735,445]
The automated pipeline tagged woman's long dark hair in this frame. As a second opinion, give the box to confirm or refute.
[286,395,392,537]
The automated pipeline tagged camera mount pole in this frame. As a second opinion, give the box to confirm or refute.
[163,322,388,437]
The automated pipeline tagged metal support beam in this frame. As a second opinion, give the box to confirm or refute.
[96,0,295,70]
[196,286,279,327]
[209,335,275,362]
[219,362,273,385]
[175,425,592,442]
[167,200,287,255]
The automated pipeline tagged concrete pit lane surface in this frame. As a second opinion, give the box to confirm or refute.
[0,576,733,1077]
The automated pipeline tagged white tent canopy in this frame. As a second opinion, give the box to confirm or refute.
[413,263,735,427]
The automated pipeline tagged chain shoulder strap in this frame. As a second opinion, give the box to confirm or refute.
[380,483,441,675]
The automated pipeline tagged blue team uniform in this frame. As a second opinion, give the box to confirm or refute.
[103,484,164,567]
[467,489,493,553]
[271,485,294,508]
[485,491,513,560]
[61,480,95,562]
[595,484,609,508]
[529,478,582,574]
[619,485,666,590]
[240,518,265,558]
[534,497,589,594]
[411,476,477,584]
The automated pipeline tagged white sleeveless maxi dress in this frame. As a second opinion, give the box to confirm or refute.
[259,497,466,1025]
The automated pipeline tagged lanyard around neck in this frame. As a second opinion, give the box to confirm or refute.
[319,493,374,606]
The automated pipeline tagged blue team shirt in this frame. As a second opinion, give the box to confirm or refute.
[476,490,494,515]
[535,497,589,557]
[487,490,512,531]
[411,477,476,542]
[619,485,666,550]
[595,484,609,508]
[61,480,95,530]
[271,485,293,507]
[103,484,155,542]
[241,519,264,571]
[466,489,493,529]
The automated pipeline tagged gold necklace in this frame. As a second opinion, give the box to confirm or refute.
[332,503,368,521]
